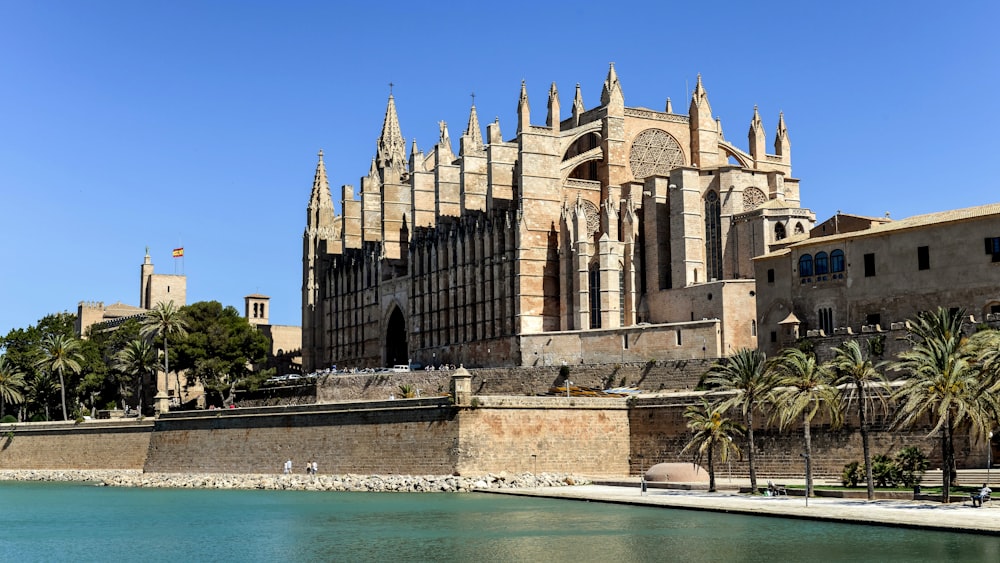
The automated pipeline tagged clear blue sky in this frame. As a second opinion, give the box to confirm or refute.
[2,1,998,337]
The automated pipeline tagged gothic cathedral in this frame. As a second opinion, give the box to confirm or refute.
[302,65,815,372]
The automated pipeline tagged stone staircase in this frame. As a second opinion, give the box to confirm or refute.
[920,469,998,487]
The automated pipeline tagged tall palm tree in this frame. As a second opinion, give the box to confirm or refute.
[830,339,888,500]
[35,334,84,421]
[140,301,188,408]
[773,348,842,498]
[114,339,158,415]
[703,348,780,494]
[681,397,745,492]
[891,307,998,503]
[0,354,26,419]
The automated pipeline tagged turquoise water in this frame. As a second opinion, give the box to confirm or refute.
[0,482,997,562]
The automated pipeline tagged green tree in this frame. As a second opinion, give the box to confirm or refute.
[891,307,998,503]
[772,347,842,497]
[35,334,84,421]
[830,339,889,500]
[0,354,26,419]
[173,301,268,406]
[114,339,159,415]
[681,397,745,492]
[703,348,780,494]
[140,301,189,408]
[24,371,58,421]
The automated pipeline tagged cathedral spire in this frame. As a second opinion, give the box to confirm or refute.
[518,80,530,133]
[547,82,560,132]
[307,149,334,227]
[438,120,455,162]
[774,111,790,159]
[749,105,766,165]
[409,138,426,173]
[377,93,407,171]
[464,99,484,149]
[572,82,584,127]
[601,62,623,107]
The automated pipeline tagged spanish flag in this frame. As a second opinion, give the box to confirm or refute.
[172,247,184,257]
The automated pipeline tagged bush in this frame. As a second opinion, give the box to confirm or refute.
[0,415,16,424]
[559,364,571,378]
[895,447,930,487]
[842,447,930,488]
[870,454,898,487]
[841,461,862,487]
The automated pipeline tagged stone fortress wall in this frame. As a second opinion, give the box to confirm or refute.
[1,374,984,481]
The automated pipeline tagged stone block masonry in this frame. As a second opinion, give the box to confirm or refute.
[146,399,459,475]
[0,420,153,470]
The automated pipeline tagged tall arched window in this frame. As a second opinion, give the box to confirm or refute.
[619,267,626,327]
[589,265,601,329]
[798,254,813,277]
[774,223,786,241]
[830,249,845,273]
[814,252,829,275]
[704,191,722,281]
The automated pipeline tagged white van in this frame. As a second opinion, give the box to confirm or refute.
[392,365,411,372]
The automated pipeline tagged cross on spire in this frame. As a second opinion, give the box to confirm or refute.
[389,82,394,95]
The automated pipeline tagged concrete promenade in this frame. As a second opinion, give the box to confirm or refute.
[480,483,1000,536]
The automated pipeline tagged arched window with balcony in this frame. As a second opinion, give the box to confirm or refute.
[798,254,813,277]
[814,252,829,275]
[830,249,845,273]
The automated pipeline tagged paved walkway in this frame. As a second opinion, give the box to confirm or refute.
[480,484,1000,535]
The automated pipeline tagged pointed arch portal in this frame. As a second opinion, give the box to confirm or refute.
[385,306,408,367]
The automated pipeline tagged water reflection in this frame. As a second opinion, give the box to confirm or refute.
[0,483,996,562]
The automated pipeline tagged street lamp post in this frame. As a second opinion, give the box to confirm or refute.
[989,431,994,486]
[566,381,572,398]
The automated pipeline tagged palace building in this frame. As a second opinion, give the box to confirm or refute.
[302,65,815,372]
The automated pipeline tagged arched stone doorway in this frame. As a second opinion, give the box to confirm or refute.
[385,306,408,367]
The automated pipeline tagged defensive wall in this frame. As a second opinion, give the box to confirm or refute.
[0,419,153,470]
[629,393,984,480]
[0,369,988,479]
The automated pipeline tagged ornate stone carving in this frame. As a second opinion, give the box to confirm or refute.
[582,199,600,237]
[743,187,766,211]
[629,128,684,180]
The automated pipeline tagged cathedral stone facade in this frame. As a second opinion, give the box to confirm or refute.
[302,65,815,372]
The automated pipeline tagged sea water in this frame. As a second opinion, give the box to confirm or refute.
[0,481,996,562]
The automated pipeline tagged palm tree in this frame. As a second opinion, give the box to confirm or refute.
[140,301,188,409]
[114,339,158,416]
[703,348,780,494]
[0,354,26,419]
[34,334,84,421]
[830,339,889,500]
[891,307,998,503]
[772,348,842,498]
[681,397,746,492]
[24,371,58,421]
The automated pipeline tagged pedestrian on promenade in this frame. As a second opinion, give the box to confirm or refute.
[972,483,991,507]
[312,461,318,475]
[284,459,292,474]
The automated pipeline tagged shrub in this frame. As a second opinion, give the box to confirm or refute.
[895,447,930,487]
[559,364,571,378]
[841,461,862,487]
[0,415,16,424]
[870,454,898,487]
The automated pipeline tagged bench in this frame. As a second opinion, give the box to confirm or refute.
[970,491,991,507]
[767,481,787,496]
